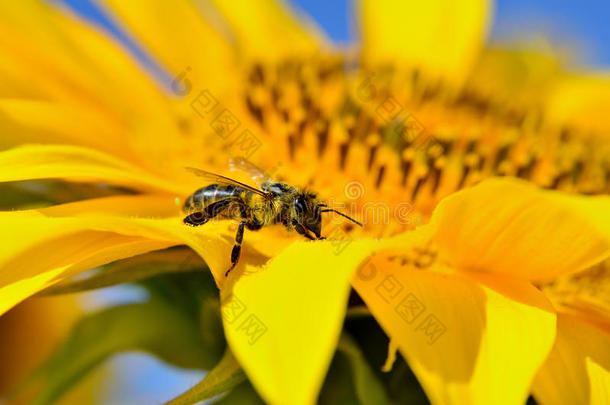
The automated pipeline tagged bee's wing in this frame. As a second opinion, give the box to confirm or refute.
[185,167,270,198]
[228,157,274,186]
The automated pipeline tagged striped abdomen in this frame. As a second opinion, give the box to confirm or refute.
[183,184,244,213]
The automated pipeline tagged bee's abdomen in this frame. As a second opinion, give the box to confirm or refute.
[184,184,243,212]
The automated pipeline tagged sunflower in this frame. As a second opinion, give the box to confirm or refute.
[1,0,610,405]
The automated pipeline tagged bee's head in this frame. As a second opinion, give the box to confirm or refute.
[293,192,322,238]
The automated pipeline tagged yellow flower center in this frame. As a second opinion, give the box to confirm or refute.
[229,56,610,240]
[541,258,610,321]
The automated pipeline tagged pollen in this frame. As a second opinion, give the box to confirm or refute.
[240,56,610,238]
[384,240,440,270]
[541,258,610,318]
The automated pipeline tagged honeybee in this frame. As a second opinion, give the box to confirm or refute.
[183,157,362,276]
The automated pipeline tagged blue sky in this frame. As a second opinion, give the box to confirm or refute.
[60,0,610,68]
[491,0,610,68]
[290,0,610,68]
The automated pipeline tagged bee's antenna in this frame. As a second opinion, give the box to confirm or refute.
[320,209,363,227]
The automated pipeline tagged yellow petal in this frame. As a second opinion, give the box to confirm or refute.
[359,0,492,83]
[209,0,322,61]
[39,192,296,286]
[34,194,269,285]
[545,73,610,134]
[41,194,290,279]
[532,314,610,405]
[0,219,174,315]
[99,0,234,95]
[221,239,379,405]
[431,178,610,281]
[39,194,180,218]
[552,190,610,241]
[353,256,556,405]
[0,194,254,314]
[0,98,128,157]
[0,144,189,195]
[466,44,561,111]
[0,1,172,125]
[587,358,610,405]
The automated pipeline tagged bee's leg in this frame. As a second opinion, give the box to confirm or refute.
[183,199,233,226]
[291,219,315,240]
[183,211,208,226]
[226,221,246,277]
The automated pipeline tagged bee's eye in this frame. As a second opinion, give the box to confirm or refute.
[294,197,306,214]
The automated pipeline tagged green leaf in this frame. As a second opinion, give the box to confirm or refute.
[318,354,361,405]
[346,317,429,405]
[28,299,216,405]
[337,333,390,405]
[138,264,219,320]
[37,248,204,296]
[200,297,226,358]
[164,349,246,405]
